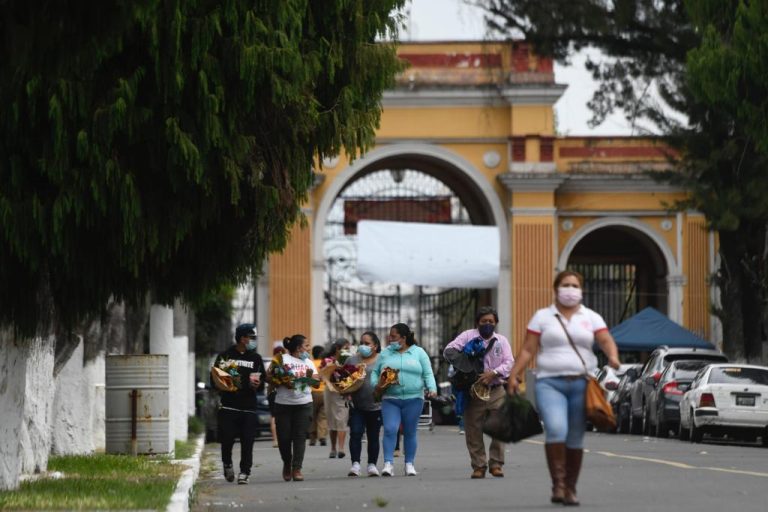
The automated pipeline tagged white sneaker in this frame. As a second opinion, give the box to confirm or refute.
[405,463,418,476]
[381,462,394,477]
[367,464,380,477]
[347,462,361,477]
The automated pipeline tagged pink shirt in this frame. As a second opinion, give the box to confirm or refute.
[445,329,514,386]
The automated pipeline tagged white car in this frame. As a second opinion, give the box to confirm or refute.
[678,364,768,444]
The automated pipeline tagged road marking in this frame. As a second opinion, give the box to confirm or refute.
[595,451,695,469]
[524,441,768,478]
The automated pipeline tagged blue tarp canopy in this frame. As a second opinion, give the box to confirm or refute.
[609,307,715,352]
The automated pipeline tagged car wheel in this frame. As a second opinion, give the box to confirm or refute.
[689,411,703,443]
[762,429,768,448]
[678,420,689,441]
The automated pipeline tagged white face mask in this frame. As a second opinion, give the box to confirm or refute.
[557,287,582,307]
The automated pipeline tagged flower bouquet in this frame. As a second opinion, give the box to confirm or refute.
[211,359,241,392]
[318,351,367,394]
[269,353,320,392]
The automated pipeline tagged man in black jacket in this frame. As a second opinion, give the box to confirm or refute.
[212,323,266,484]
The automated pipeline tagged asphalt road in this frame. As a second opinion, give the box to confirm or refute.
[192,427,768,512]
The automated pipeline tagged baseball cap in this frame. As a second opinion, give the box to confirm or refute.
[234,323,257,341]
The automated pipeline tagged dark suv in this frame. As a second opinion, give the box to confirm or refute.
[628,346,728,435]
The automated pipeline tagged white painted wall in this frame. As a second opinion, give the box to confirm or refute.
[188,351,196,414]
[0,330,28,490]
[172,336,189,441]
[149,305,176,451]
[51,338,93,455]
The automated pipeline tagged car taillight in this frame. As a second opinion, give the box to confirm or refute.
[699,393,716,408]
[661,381,684,396]
[652,372,662,384]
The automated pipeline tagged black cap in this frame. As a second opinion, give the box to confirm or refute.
[235,323,257,342]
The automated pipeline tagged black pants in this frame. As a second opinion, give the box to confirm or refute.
[273,402,312,470]
[218,408,258,475]
[349,408,382,465]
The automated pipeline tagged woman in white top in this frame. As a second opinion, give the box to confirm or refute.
[508,270,620,506]
[270,334,319,482]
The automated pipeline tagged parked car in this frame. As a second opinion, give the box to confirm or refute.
[629,346,728,435]
[597,364,640,403]
[610,364,643,433]
[196,381,271,443]
[647,360,710,438]
[679,364,768,445]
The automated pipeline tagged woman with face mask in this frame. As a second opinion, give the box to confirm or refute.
[370,323,437,477]
[507,271,620,506]
[323,338,351,459]
[344,331,383,477]
[271,334,319,482]
[444,306,514,479]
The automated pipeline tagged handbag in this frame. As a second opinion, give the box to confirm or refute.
[554,315,616,431]
[448,338,497,391]
[482,394,543,443]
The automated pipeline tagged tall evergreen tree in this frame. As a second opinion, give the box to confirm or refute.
[479,0,768,361]
[0,0,406,337]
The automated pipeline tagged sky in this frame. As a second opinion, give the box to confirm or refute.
[404,0,638,136]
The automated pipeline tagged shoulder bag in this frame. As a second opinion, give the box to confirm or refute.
[554,314,616,431]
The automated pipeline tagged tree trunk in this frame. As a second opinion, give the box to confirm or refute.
[718,224,768,362]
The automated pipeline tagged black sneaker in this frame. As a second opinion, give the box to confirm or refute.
[223,465,235,482]
[237,473,249,485]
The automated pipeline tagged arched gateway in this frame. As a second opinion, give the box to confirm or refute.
[256,41,719,357]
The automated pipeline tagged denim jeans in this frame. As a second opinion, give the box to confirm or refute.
[348,407,382,465]
[535,376,587,448]
[381,398,424,464]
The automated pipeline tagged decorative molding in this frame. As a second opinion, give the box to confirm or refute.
[558,210,672,217]
[667,274,687,287]
[561,219,574,231]
[558,173,685,193]
[382,84,567,107]
[509,162,557,173]
[311,172,325,191]
[322,156,340,169]
[661,219,673,231]
[483,150,501,169]
[497,172,565,192]
[376,137,508,145]
[510,207,557,216]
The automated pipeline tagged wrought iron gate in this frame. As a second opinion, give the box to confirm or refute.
[325,279,478,375]
[570,263,638,327]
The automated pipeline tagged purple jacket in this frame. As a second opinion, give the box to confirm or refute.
[444,329,514,386]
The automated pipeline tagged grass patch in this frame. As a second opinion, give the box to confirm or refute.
[373,496,389,507]
[0,454,183,510]
[174,439,196,460]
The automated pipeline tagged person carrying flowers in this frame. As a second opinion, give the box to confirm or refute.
[371,323,437,477]
[210,323,265,485]
[320,338,352,459]
[269,334,320,482]
[345,331,383,477]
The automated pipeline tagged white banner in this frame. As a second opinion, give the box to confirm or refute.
[356,220,499,288]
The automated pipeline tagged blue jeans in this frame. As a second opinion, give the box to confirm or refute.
[381,398,423,464]
[349,408,381,465]
[535,377,587,448]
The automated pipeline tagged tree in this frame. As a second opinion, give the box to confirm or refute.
[0,0,405,336]
[0,0,405,489]
[478,0,768,361]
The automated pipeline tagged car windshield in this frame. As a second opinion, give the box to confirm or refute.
[708,367,768,385]
[668,361,709,381]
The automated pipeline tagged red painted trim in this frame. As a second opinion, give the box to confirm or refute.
[559,146,669,158]
[399,53,502,68]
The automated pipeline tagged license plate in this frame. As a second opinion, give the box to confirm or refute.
[736,395,755,406]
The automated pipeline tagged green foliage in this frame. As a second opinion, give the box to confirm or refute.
[0,0,406,336]
[188,415,205,436]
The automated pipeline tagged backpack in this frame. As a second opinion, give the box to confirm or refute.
[449,338,497,391]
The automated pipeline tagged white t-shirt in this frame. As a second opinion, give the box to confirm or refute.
[274,354,317,406]
[527,304,608,379]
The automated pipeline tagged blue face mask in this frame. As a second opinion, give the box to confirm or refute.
[246,340,258,351]
[478,324,495,339]
[389,342,401,351]
[358,345,373,357]
[299,351,310,360]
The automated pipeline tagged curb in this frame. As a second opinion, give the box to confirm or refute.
[167,435,206,512]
